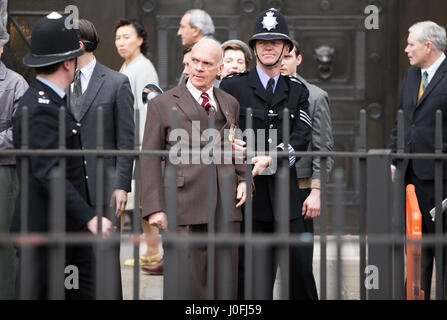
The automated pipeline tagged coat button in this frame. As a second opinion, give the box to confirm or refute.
[84,161,87,165]
[77,123,82,127]
[269,110,273,114]
[268,138,272,143]
[269,124,274,129]
[39,91,44,96]
[291,114,295,119]
[72,129,77,134]
[86,176,88,179]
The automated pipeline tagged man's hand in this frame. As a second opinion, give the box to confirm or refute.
[251,155,272,176]
[111,189,128,217]
[302,188,321,220]
[149,211,168,231]
[236,181,247,207]
[87,216,114,238]
[232,138,246,162]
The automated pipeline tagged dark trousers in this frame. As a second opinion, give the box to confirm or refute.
[405,161,447,299]
[0,165,18,299]
[238,187,318,300]
[14,205,122,300]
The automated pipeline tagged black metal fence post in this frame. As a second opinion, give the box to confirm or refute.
[366,149,393,299]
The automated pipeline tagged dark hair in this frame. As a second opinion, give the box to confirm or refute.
[291,39,301,56]
[183,46,192,56]
[34,62,63,75]
[77,19,100,52]
[115,18,148,55]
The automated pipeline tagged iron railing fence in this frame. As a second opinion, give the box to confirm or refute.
[0,107,445,300]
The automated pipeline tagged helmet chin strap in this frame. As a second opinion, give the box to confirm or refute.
[255,42,286,68]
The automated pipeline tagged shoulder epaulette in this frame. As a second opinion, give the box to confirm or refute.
[223,71,248,79]
[287,75,304,85]
[36,90,50,104]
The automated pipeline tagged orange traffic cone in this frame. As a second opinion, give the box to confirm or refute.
[406,184,424,300]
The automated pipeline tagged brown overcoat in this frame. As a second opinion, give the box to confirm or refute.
[140,82,246,226]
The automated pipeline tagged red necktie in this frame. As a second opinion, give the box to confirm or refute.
[200,92,216,116]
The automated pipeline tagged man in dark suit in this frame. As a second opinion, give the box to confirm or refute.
[220,8,318,300]
[11,12,114,299]
[71,19,134,299]
[141,38,247,299]
[389,20,447,299]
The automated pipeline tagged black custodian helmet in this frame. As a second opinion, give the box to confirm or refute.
[23,12,84,68]
[248,8,293,53]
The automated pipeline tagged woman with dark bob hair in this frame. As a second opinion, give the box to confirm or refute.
[115,18,159,144]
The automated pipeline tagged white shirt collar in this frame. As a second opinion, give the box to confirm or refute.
[36,76,66,99]
[78,57,96,93]
[186,80,217,109]
[422,53,446,83]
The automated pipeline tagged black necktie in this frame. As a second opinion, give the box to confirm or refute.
[70,70,82,120]
[266,78,274,106]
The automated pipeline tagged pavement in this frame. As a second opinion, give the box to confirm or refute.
[119,234,436,300]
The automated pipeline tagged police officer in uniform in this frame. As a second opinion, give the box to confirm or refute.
[11,12,114,299]
[220,8,318,300]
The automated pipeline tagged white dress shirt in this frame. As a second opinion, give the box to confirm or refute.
[186,80,217,111]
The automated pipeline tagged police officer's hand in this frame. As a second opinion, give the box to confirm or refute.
[87,216,114,239]
[251,155,272,176]
[232,138,246,162]
[111,189,127,217]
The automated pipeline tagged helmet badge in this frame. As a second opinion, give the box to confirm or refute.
[261,11,278,31]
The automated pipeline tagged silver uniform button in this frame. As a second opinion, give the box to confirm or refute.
[269,110,273,114]
[291,114,295,119]
[72,129,77,134]
[39,91,44,96]
[86,176,88,179]
[268,138,272,143]
[76,123,82,127]
[84,161,87,165]
[269,124,274,129]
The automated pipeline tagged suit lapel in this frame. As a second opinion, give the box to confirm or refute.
[78,62,105,121]
[213,88,232,132]
[416,58,447,108]
[271,75,288,108]
[174,83,206,133]
[248,68,269,104]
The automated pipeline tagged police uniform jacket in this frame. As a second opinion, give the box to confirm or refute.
[11,79,95,233]
[220,68,312,222]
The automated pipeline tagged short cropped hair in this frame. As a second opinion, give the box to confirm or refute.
[185,9,215,36]
[115,18,148,55]
[77,19,99,52]
[291,39,301,57]
[409,21,447,52]
[35,62,64,75]
[183,46,192,56]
